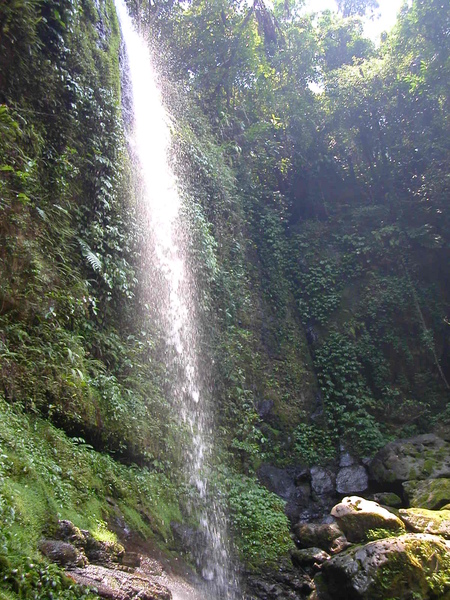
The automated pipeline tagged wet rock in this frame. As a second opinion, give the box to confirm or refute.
[284,484,313,523]
[257,463,312,522]
[121,552,141,569]
[372,492,402,508]
[293,522,344,552]
[336,466,368,494]
[57,520,87,548]
[39,540,86,568]
[291,548,330,569]
[399,507,450,538]
[369,434,450,485]
[257,464,298,501]
[243,560,314,600]
[329,535,351,555]
[68,564,172,599]
[54,519,125,567]
[310,467,336,497]
[331,496,405,542]
[403,477,450,509]
[314,533,450,600]
[84,535,125,567]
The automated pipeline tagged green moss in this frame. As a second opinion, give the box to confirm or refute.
[372,537,450,600]
[403,479,450,510]
[0,395,182,594]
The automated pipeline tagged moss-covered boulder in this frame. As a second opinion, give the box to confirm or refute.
[372,492,403,508]
[369,434,450,485]
[331,496,405,542]
[314,533,450,600]
[400,507,450,538]
[403,478,450,509]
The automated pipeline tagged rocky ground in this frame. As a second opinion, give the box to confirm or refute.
[39,434,450,599]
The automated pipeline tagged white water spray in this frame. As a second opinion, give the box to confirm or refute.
[114,2,239,598]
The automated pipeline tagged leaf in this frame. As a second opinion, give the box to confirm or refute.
[77,237,102,273]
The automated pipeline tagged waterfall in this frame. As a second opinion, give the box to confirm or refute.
[114,2,239,598]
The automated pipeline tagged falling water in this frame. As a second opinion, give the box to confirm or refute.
[114,2,238,599]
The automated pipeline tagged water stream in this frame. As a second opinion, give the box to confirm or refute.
[114,2,239,598]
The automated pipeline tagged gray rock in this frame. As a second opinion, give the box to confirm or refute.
[331,496,405,542]
[291,547,330,568]
[257,463,313,523]
[399,507,450,538]
[314,534,450,600]
[244,560,314,600]
[257,464,309,501]
[257,464,297,500]
[369,434,450,484]
[69,564,172,599]
[39,540,86,567]
[311,467,336,496]
[339,452,356,468]
[293,522,344,552]
[336,466,368,494]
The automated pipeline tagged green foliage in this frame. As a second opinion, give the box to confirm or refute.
[293,423,337,466]
[0,395,182,557]
[0,556,98,600]
[225,472,294,569]
[315,332,387,455]
[296,259,342,325]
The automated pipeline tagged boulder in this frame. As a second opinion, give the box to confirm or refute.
[83,536,125,567]
[399,507,450,538]
[331,496,405,542]
[257,464,298,501]
[310,467,336,497]
[54,519,125,567]
[57,520,87,547]
[293,522,344,552]
[244,560,314,600]
[336,466,368,494]
[68,564,172,600]
[314,534,450,600]
[369,434,450,485]
[403,478,450,509]
[39,540,86,568]
[291,548,330,569]
[372,492,402,508]
[257,464,312,522]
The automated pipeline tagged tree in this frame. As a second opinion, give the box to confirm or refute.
[336,0,379,18]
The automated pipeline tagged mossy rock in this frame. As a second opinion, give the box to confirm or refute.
[331,496,405,543]
[369,434,450,485]
[403,478,450,509]
[399,507,450,538]
[315,533,450,600]
[372,492,402,508]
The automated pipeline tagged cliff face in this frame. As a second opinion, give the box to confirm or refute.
[0,0,449,596]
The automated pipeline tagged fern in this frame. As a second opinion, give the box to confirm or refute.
[77,237,102,273]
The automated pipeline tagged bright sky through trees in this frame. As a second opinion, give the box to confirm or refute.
[302,0,406,41]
